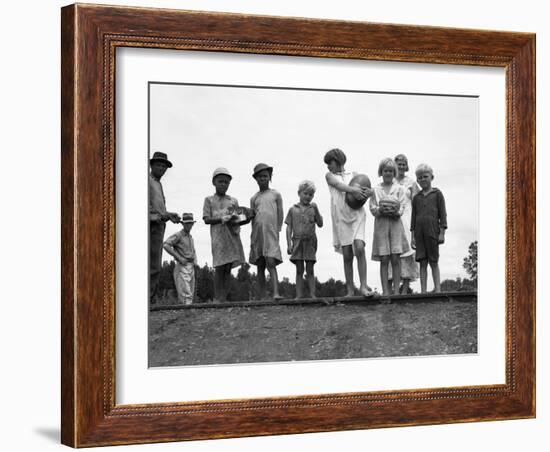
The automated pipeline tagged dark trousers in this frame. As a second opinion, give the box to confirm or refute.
[149,221,166,301]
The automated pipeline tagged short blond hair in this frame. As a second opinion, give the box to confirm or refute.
[378,158,398,177]
[415,163,434,178]
[298,180,316,194]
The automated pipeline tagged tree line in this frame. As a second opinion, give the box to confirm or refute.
[156,241,478,302]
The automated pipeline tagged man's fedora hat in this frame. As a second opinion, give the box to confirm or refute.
[180,213,196,224]
[252,163,273,178]
[150,151,173,168]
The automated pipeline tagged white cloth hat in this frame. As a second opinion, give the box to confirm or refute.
[212,167,232,181]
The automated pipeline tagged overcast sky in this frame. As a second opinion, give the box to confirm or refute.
[150,83,478,292]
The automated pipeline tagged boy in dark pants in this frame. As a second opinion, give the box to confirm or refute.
[411,164,447,293]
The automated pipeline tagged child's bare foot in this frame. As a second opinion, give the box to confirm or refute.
[360,287,374,298]
[273,294,284,301]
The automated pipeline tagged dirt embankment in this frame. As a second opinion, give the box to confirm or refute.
[149,299,477,367]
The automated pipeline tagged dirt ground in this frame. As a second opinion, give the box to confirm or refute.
[149,298,477,367]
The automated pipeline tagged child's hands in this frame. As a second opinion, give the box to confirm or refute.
[438,230,445,244]
[311,202,320,215]
[350,186,369,200]
[287,243,293,255]
[379,200,399,217]
[221,214,232,224]
[411,234,416,250]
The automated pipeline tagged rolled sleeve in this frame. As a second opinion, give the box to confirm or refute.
[163,232,180,247]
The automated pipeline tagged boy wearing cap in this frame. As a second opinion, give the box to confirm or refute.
[163,213,197,305]
[203,167,249,302]
[149,152,181,304]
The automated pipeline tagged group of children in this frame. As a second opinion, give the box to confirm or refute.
[163,149,447,304]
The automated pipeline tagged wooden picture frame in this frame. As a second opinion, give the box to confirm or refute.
[61,3,535,447]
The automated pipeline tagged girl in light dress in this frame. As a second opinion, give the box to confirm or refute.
[391,154,420,293]
[249,163,284,300]
[324,148,374,297]
[203,167,249,302]
[369,158,410,296]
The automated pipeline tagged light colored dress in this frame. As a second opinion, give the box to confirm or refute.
[369,181,410,261]
[249,189,283,265]
[203,194,246,268]
[326,170,366,254]
[393,175,419,280]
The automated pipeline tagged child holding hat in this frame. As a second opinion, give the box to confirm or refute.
[203,167,249,302]
[163,213,197,305]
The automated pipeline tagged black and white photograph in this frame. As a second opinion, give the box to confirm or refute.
[148,82,478,367]
[5,0,544,450]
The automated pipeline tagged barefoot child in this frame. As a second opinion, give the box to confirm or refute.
[324,148,374,297]
[393,153,420,293]
[285,180,323,298]
[249,163,284,300]
[163,213,197,305]
[203,167,248,302]
[369,158,410,296]
[411,163,447,293]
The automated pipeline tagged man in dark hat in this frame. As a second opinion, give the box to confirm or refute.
[149,152,180,304]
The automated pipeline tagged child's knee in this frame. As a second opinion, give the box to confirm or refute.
[380,255,390,264]
[419,259,428,268]
[342,247,354,262]
[305,262,315,275]
[354,241,365,256]
[265,257,278,269]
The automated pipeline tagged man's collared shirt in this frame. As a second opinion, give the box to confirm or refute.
[164,229,197,264]
[149,174,167,222]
